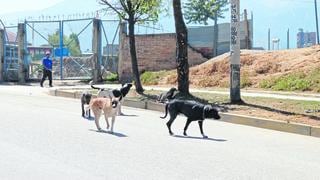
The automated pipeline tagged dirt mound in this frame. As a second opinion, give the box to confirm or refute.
[158,46,320,90]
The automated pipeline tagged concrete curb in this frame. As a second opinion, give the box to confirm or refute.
[48,89,320,138]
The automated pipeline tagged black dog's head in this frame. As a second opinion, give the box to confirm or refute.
[82,93,92,104]
[167,87,177,99]
[204,106,220,120]
[120,83,133,97]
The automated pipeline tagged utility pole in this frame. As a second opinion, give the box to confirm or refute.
[315,0,320,44]
[268,28,271,50]
[287,28,290,49]
[230,0,241,103]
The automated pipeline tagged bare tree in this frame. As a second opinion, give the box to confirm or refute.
[173,0,189,95]
[99,0,162,94]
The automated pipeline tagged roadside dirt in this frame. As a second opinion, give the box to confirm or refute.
[140,46,320,127]
[158,45,320,90]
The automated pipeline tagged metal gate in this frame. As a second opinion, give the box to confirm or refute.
[101,20,120,79]
[1,18,121,81]
[60,18,94,80]
[25,20,58,79]
[2,24,19,81]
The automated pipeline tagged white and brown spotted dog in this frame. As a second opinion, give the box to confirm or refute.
[88,95,120,132]
[91,83,133,115]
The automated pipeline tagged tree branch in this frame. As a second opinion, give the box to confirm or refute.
[99,0,126,20]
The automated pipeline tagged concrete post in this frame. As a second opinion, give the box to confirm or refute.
[18,23,26,83]
[287,29,290,49]
[230,0,241,103]
[118,21,127,82]
[268,28,271,50]
[0,29,4,81]
[92,18,102,83]
[243,9,251,49]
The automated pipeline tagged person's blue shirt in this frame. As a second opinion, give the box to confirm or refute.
[42,56,52,71]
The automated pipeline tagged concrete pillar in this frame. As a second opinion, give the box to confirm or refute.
[118,21,127,82]
[243,9,251,49]
[230,0,241,103]
[0,29,4,81]
[18,23,27,83]
[92,18,102,83]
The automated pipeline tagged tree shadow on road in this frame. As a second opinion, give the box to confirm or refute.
[173,135,227,142]
[239,102,320,121]
[89,129,128,137]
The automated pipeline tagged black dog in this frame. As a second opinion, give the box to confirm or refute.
[160,100,220,138]
[81,92,92,118]
[157,87,177,103]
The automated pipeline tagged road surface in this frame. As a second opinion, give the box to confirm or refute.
[0,85,319,180]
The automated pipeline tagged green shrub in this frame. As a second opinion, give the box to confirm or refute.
[105,73,118,82]
[141,71,167,85]
[308,68,320,92]
[259,72,311,91]
[240,71,252,88]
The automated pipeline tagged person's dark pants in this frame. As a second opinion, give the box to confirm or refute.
[40,69,52,87]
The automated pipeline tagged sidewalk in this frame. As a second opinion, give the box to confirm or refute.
[2,80,320,102]
[49,81,320,102]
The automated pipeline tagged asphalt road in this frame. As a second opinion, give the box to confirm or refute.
[0,85,320,180]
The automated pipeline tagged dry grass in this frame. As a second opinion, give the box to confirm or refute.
[150,46,320,91]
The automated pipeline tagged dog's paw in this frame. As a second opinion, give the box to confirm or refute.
[183,132,188,136]
[202,135,208,139]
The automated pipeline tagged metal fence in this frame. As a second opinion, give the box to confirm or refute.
[1,18,120,81]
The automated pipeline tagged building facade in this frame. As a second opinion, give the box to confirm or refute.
[188,19,253,57]
[297,29,317,48]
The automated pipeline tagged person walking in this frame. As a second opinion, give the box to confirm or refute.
[40,51,53,87]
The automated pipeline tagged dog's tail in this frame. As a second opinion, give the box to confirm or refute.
[160,103,169,119]
[91,84,102,90]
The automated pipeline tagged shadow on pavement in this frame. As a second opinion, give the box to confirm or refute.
[89,129,128,137]
[173,135,227,142]
[83,116,95,121]
[119,113,138,117]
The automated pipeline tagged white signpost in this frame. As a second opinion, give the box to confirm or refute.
[230,0,241,103]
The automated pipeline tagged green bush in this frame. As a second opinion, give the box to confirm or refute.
[141,71,167,85]
[105,73,118,82]
[308,68,320,92]
[259,72,312,91]
[240,71,252,88]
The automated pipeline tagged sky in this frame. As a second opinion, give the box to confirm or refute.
[0,0,64,14]
[0,0,318,50]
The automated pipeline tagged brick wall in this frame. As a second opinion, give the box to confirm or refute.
[118,33,207,82]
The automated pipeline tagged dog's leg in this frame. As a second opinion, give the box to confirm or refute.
[183,119,192,136]
[94,111,102,131]
[118,103,123,115]
[198,121,208,138]
[103,113,110,130]
[82,104,85,117]
[166,113,177,136]
[110,116,115,133]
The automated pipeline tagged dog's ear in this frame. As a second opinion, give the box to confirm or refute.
[204,105,211,112]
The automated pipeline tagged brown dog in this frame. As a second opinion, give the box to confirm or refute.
[88,96,120,132]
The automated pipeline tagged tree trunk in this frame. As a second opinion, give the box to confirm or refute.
[128,15,144,94]
[173,0,189,95]
[213,15,218,57]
